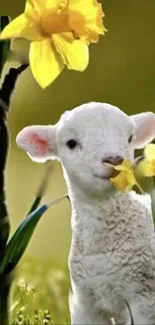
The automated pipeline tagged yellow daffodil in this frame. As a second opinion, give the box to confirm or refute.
[0,0,106,88]
[109,160,137,192]
[144,143,155,177]
[104,159,143,193]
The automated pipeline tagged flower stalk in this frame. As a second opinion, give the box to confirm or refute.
[0,65,29,253]
[0,274,12,325]
[0,55,67,322]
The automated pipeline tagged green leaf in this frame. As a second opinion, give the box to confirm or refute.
[27,164,53,215]
[0,195,67,274]
[149,183,155,229]
[0,16,11,78]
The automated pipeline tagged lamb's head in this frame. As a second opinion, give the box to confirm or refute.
[16,102,155,197]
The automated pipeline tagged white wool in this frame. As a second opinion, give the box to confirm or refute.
[16,102,155,324]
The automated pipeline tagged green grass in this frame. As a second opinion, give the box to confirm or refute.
[11,257,70,325]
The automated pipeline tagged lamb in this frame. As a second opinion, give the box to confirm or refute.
[16,102,155,324]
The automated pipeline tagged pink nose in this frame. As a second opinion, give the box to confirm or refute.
[103,156,123,166]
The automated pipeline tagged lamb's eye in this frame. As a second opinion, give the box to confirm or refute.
[128,135,133,143]
[66,139,78,149]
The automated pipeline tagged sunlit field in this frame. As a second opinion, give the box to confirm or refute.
[11,257,70,324]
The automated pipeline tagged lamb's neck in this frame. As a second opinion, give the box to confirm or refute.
[67,182,152,257]
[67,185,138,256]
[68,183,132,228]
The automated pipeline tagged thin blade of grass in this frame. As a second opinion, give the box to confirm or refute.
[150,185,155,229]
[125,299,134,325]
[27,164,53,215]
[0,194,67,274]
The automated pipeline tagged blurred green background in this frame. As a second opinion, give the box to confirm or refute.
[0,0,155,267]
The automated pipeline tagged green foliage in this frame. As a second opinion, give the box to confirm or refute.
[11,257,70,325]
[0,152,67,271]
[0,193,67,275]
[0,204,50,275]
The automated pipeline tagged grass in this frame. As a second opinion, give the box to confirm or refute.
[11,257,70,325]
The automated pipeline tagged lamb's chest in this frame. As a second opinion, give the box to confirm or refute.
[68,232,155,300]
[68,238,119,294]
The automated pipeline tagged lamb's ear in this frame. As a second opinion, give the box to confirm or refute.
[131,112,155,149]
[16,125,57,163]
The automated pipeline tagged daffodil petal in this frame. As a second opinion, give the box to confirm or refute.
[25,0,46,14]
[111,173,129,192]
[145,160,155,177]
[45,0,61,9]
[0,14,43,41]
[112,165,128,172]
[26,0,63,12]
[144,143,155,161]
[52,34,89,71]
[123,159,132,167]
[29,39,64,88]
[116,160,132,171]
[134,158,149,178]
[104,159,133,172]
[70,0,100,15]
[111,170,136,192]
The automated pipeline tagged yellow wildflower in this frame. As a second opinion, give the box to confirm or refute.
[144,143,155,177]
[104,159,142,193]
[0,0,106,88]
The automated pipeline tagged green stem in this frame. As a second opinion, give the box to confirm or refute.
[150,187,155,229]
[0,64,28,325]
[0,275,11,325]
[0,16,11,79]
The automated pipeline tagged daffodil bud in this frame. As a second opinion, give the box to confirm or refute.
[134,157,154,193]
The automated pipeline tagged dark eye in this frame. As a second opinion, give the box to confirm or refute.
[128,135,133,143]
[66,139,78,149]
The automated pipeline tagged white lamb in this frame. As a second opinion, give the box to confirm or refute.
[16,102,155,324]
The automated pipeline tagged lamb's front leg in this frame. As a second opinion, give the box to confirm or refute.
[115,297,155,325]
[130,298,155,325]
[69,292,112,325]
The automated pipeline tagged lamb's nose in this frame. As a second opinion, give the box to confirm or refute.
[103,156,123,166]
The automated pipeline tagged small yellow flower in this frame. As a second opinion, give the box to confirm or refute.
[110,160,137,192]
[144,143,155,177]
[0,0,106,88]
[104,160,142,193]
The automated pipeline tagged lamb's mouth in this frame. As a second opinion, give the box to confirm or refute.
[93,169,118,180]
[93,174,112,180]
